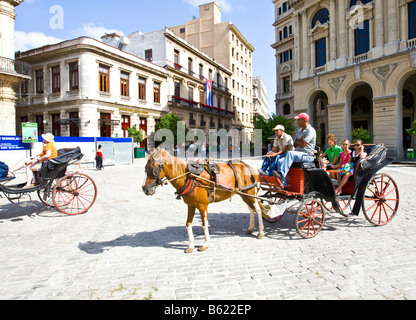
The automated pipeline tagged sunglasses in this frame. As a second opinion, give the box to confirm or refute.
[342,144,349,146]
[354,144,361,147]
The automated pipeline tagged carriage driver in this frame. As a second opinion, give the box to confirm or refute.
[258,125,294,177]
[272,113,316,188]
[8,133,58,188]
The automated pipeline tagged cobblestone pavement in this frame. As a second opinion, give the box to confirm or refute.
[0,158,415,300]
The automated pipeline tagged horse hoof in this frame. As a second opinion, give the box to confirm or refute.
[246,229,253,235]
[198,246,209,252]
[257,233,265,240]
[185,247,194,254]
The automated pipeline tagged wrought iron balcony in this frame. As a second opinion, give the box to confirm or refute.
[0,56,31,76]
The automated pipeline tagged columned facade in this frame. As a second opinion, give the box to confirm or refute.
[287,0,416,158]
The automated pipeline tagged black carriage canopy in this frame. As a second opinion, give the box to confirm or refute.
[42,147,84,171]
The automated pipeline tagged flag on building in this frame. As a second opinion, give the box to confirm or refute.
[205,78,213,106]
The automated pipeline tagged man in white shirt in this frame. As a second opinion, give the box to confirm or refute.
[272,113,316,187]
[259,125,294,176]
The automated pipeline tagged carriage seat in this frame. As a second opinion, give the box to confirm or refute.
[290,161,316,169]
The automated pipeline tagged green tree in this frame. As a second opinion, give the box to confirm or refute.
[156,113,189,146]
[253,114,295,147]
[351,127,374,144]
[126,125,145,146]
[406,121,416,136]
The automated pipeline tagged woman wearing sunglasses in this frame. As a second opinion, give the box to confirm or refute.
[335,139,367,196]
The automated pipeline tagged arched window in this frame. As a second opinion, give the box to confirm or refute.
[311,8,329,29]
[350,0,372,9]
[284,26,288,38]
[352,97,371,114]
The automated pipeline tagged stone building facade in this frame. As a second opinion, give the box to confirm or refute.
[0,0,30,135]
[102,28,234,139]
[272,0,295,119]
[253,77,270,120]
[169,2,255,143]
[15,37,168,150]
[275,0,416,157]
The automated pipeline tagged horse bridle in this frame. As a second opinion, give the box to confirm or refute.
[145,156,168,188]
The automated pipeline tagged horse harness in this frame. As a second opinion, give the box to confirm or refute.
[175,160,257,202]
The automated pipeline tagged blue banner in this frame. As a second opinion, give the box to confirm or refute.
[0,136,31,151]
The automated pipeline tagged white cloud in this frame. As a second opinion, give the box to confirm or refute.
[15,31,63,52]
[73,23,125,40]
[183,0,233,13]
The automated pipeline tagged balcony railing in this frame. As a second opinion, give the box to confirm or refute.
[0,56,31,76]
[168,95,235,118]
[166,61,230,93]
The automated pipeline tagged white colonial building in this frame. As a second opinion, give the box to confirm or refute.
[253,77,270,119]
[15,37,168,150]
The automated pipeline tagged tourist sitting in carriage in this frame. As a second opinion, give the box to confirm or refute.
[258,125,294,177]
[271,113,316,188]
[8,133,58,188]
[320,133,343,179]
[335,139,367,195]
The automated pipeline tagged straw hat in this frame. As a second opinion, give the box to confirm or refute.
[42,133,55,143]
[272,125,285,131]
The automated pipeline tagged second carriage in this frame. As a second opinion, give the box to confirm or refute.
[0,148,97,215]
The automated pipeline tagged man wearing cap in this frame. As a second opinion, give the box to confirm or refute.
[259,125,293,176]
[272,113,316,187]
[9,133,58,188]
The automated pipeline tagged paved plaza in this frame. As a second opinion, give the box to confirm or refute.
[1,158,416,300]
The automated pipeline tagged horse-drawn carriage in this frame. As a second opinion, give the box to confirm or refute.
[143,143,398,251]
[258,144,399,238]
[0,148,97,215]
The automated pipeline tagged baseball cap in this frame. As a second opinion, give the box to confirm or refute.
[294,113,310,121]
[272,125,285,131]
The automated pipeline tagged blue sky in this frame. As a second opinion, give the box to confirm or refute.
[15,0,276,114]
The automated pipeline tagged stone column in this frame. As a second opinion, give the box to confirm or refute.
[337,0,347,68]
[329,0,337,61]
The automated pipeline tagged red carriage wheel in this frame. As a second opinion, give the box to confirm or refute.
[37,178,59,207]
[295,200,325,239]
[53,173,97,215]
[323,198,353,217]
[261,196,286,224]
[362,174,399,226]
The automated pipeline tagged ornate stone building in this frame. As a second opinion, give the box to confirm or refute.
[277,0,416,157]
[272,0,295,119]
[0,0,30,135]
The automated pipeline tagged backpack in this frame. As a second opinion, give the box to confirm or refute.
[0,161,9,179]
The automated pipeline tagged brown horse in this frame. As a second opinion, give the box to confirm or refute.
[142,148,264,253]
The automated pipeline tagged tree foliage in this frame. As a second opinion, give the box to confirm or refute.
[253,114,296,147]
[155,113,189,146]
[406,121,416,136]
[126,125,145,146]
[351,127,374,144]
